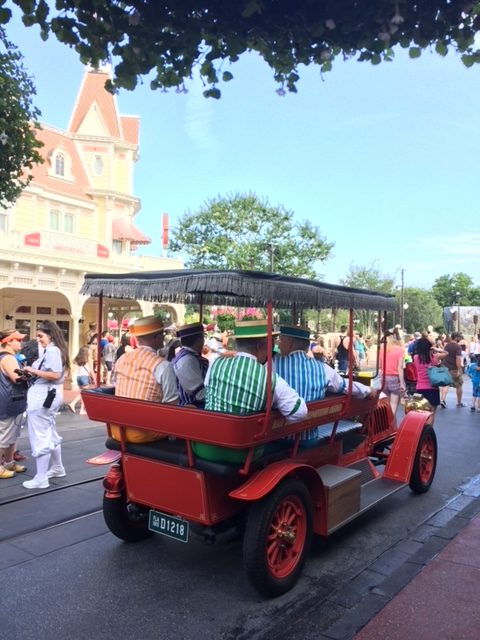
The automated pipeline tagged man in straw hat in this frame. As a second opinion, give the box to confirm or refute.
[113,315,178,442]
[194,319,307,463]
[275,325,378,446]
[172,322,209,408]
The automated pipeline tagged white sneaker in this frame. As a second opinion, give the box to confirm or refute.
[23,478,49,489]
[47,467,66,479]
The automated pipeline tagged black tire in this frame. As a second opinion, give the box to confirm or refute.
[409,425,437,494]
[103,492,153,542]
[243,478,313,597]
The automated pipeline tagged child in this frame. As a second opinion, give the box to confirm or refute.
[466,354,480,412]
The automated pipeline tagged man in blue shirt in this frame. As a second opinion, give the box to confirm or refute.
[275,325,377,445]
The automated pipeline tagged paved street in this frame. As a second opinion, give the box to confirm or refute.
[1,387,480,640]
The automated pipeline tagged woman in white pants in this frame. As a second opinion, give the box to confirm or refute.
[22,321,69,489]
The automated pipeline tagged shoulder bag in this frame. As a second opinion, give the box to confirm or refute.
[427,365,453,387]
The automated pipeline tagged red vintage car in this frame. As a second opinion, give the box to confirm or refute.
[81,269,436,597]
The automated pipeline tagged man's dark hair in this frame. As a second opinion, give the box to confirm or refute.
[19,338,39,365]
[181,333,203,349]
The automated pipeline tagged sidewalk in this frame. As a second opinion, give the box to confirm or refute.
[353,511,480,639]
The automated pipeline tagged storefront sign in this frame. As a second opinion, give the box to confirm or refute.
[24,232,109,258]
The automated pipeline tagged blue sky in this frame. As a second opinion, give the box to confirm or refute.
[6,8,480,290]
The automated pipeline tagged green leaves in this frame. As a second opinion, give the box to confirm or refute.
[4,1,480,97]
[169,193,333,279]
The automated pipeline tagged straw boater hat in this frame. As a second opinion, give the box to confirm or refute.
[234,319,272,339]
[130,315,164,337]
[279,325,310,340]
[176,322,204,339]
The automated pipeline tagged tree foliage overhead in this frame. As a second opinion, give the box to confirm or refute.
[2,1,480,97]
[398,286,443,335]
[169,193,333,279]
[0,26,43,207]
[432,272,480,308]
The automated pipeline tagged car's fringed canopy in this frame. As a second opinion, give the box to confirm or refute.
[80,269,397,311]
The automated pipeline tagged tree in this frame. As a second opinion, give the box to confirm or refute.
[169,193,333,279]
[400,287,443,335]
[0,26,43,206]
[431,273,477,309]
[340,262,396,336]
[2,1,480,97]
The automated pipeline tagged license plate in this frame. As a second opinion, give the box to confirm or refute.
[148,510,189,543]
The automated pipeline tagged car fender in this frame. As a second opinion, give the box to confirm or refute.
[383,410,432,483]
[229,460,324,504]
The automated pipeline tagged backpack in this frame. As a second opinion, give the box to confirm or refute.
[19,339,39,366]
[405,361,417,382]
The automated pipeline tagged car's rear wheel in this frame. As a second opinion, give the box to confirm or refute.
[103,491,153,542]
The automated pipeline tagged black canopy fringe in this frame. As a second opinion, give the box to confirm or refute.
[80,269,396,311]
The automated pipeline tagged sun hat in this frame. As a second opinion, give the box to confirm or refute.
[176,322,205,339]
[414,331,421,340]
[234,319,272,339]
[1,330,26,344]
[130,315,164,337]
[279,325,310,340]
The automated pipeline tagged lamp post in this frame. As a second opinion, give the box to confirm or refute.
[456,291,461,333]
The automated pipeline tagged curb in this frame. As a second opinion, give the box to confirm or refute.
[315,491,480,640]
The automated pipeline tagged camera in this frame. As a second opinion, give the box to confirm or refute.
[14,368,35,388]
[43,388,57,409]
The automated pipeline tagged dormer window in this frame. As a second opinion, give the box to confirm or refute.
[55,153,65,176]
[48,148,73,180]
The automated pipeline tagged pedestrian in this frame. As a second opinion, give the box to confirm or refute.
[378,328,406,418]
[68,346,94,414]
[333,325,358,374]
[466,354,480,413]
[22,321,69,489]
[439,332,466,408]
[0,329,29,479]
[354,332,368,370]
[413,337,447,417]
[102,335,116,383]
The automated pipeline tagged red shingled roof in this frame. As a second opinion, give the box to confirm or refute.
[69,68,121,138]
[29,126,92,201]
[121,116,140,146]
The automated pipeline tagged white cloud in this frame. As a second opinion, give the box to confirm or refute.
[183,75,217,151]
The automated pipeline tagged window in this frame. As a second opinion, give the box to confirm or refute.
[93,155,104,176]
[55,153,65,176]
[64,213,74,234]
[113,240,123,255]
[49,210,60,231]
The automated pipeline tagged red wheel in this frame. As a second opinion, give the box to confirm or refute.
[409,425,437,493]
[243,478,313,597]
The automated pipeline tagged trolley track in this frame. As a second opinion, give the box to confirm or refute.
[0,475,105,507]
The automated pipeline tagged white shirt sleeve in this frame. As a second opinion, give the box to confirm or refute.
[154,361,179,404]
[323,365,373,399]
[273,375,308,422]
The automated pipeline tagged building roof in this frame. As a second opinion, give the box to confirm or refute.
[28,126,92,202]
[69,67,139,145]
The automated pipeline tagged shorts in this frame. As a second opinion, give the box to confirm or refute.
[384,375,401,395]
[105,361,113,372]
[77,375,90,388]
[0,415,22,447]
[449,369,463,389]
[416,388,440,407]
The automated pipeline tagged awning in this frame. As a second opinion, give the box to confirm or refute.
[112,217,151,245]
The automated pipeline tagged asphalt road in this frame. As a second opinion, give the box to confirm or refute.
[2,387,480,640]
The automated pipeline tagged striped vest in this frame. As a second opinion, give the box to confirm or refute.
[172,348,209,407]
[206,355,276,414]
[274,351,328,441]
[114,347,164,402]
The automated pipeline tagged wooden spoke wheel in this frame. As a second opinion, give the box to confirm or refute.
[243,478,313,597]
[409,425,437,494]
